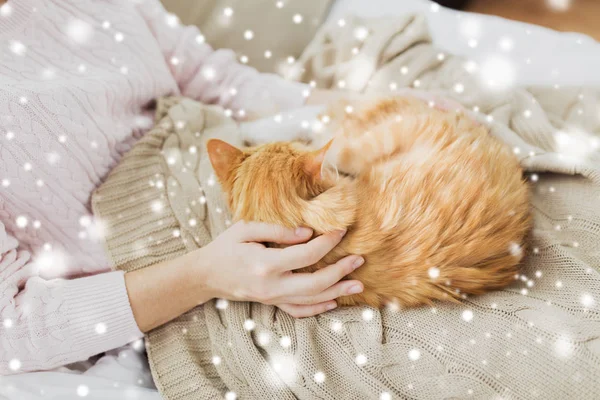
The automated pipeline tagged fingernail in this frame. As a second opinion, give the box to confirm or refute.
[295,227,312,236]
[337,229,347,237]
[326,302,337,310]
[352,257,364,269]
[347,284,363,294]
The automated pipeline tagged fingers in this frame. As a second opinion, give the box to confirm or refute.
[273,230,347,271]
[277,301,338,318]
[281,254,364,296]
[232,221,313,245]
[284,279,363,305]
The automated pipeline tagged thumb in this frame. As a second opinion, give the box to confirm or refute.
[233,221,313,244]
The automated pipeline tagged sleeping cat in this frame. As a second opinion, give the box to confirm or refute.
[207,96,530,308]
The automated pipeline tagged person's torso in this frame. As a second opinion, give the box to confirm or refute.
[0,0,179,277]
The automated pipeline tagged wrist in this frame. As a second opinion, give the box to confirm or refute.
[186,246,217,304]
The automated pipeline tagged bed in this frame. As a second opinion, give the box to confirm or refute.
[1,1,598,399]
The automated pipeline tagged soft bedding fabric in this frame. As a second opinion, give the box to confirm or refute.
[89,12,600,400]
[328,0,600,87]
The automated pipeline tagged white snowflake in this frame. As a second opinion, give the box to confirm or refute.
[243,30,254,40]
[151,201,163,213]
[313,371,325,383]
[271,354,297,382]
[509,242,523,257]
[5,131,14,140]
[355,353,367,365]
[280,336,292,348]
[408,348,421,361]
[95,323,107,334]
[243,319,256,331]
[114,32,124,42]
[212,355,222,365]
[225,391,237,400]
[581,293,595,307]
[459,17,482,40]
[223,7,233,17]
[479,55,516,91]
[42,68,56,79]
[1,179,10,187]
[10,40,26,56]
[362,309,374,321]
[546,0,571,12]
[462,309,474,322]
[257,332,271,346]
[535,270,543,278]
[3,318,13,328]
[554,128,598,161]
[9,359,21,371]
[132,339,144,351]
[330,321,343,333]
[16,215,28,228]
[202,66,216,81]
[453,83,465,94]
[79,215,92,227]
[66,19,94,44]
[353,26,369,41]
[77,385,89,397]
[34,248,69,276]
[264,50,272,59]
[380,392,392,400]
[165,13,179,28]
[293,14,303,24]
[554,336,574,358]
[498,36,514,52]
[428,267,440,279]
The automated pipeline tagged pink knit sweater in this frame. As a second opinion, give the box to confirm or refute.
[0,0,305,374]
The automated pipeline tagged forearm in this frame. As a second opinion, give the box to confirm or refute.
[124,250,212,332]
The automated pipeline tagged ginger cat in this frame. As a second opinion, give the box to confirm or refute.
[207,97,530,308]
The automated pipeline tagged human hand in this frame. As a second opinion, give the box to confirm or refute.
[195,221,364,317]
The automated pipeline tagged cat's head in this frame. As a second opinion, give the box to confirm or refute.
[206,139,333,226]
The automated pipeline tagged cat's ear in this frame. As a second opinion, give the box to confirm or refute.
[206,139,244,183]
[303,139,334,179]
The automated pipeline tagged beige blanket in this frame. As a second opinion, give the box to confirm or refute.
[93,14,600,400]
[160,0,333,74]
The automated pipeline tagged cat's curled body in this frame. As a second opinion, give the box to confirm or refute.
[208,97,530,308]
